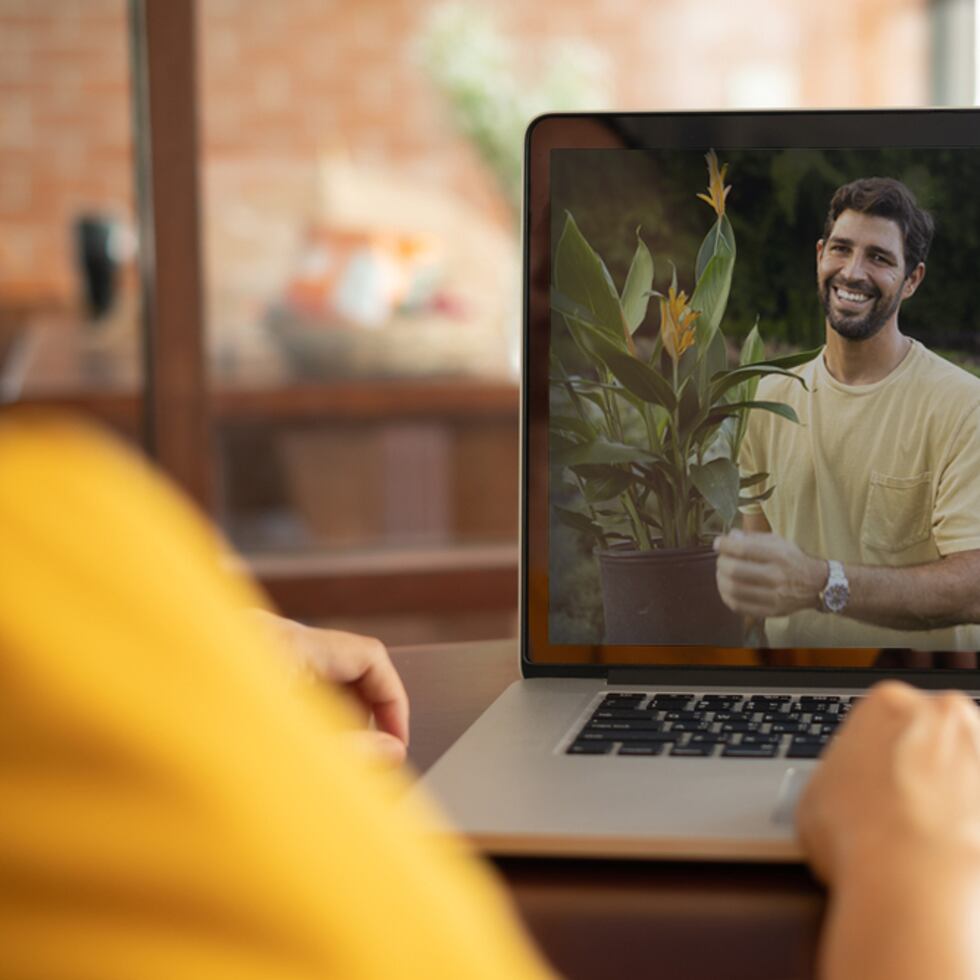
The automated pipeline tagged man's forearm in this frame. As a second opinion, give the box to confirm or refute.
[842,551,980,631]
[716,533,980,630]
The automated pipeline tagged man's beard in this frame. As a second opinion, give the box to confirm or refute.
[819,277,902,341]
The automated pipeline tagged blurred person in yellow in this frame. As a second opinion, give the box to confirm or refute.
[5,410,980,980]
[0,409,552,980]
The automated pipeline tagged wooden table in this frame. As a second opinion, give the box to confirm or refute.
[393,639,826,980]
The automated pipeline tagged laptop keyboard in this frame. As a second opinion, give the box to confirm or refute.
[566,692,866,759]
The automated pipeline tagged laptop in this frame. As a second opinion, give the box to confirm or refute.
[422,109,980,860]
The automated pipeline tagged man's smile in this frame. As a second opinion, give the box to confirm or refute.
[832,283,876,310]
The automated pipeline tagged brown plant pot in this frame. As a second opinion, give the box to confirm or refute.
[598,544,744,646]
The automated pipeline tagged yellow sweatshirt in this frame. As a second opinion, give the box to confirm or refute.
[0,412,553,980]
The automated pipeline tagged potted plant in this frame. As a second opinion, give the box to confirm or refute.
[550,151,820,644]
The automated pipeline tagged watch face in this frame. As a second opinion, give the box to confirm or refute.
[824,583,849,613]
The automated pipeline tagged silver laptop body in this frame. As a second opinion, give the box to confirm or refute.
[423,109,980,860]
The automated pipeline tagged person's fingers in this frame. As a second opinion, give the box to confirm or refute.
[249,612,410,747]
[716,554,781,588]
[316,631,410,747]
[714,530,782,561]
[343,729,407,767]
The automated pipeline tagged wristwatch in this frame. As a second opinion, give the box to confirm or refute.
[819,559,849,614]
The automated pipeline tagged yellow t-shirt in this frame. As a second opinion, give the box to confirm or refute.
[0,412,553,980]
[739,340,980,650]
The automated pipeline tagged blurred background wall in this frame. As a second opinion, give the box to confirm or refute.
[0,0,940,311]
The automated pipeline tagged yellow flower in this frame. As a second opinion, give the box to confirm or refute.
[696,149,731,218]
[659,285,699,362]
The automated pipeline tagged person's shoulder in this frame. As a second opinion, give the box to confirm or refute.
[913,343,980,404]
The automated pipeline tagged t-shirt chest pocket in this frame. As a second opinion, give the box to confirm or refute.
[861,470,932,552]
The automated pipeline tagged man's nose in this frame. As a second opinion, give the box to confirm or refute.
[840,252,869,282]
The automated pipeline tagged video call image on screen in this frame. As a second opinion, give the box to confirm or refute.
[547,146,980,654]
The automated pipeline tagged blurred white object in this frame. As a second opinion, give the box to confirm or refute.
[416,4,610,217]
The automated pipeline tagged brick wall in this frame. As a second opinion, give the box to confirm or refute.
[0,0,930,310]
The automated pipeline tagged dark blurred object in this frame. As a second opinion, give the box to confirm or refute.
[74,214,118,320]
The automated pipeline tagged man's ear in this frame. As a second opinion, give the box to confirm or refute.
[816,239,824,267]
[903,261,926,298]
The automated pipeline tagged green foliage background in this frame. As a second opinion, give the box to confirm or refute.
[551,146,980,355]
[548,146,980,644]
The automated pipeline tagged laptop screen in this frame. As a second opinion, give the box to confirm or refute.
[524,111,980,669]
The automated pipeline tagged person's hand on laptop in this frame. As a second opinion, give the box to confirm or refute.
[250,609,410,766]
[796,681,980,980]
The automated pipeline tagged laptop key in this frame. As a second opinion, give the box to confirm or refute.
[649,695,695,708]
[722,744,778,758]
[721,721,760,733]
[670,744,715,757]
[618,744,665,756]
[594,709,660,720]
[568,741,614,755]
[668,720,710,733]
[739,733,781,747]
[587,720,666,732]
[770,721,809,734]
[786,741,824,759]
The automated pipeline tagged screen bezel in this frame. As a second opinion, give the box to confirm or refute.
[520,108,980,687]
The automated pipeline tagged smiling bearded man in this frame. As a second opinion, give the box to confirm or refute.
[716,177,980,651]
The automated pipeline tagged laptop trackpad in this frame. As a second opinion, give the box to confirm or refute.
[771,767,813,826]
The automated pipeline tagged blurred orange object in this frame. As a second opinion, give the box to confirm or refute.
[285,227,443,328]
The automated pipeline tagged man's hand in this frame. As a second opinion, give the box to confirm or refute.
[714,530,826,618]
[250,610,409,766]
[796,682,980,980]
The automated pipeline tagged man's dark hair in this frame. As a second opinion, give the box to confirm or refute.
[823,177,935,275]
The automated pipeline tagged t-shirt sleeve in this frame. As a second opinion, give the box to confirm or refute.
[933,403,980,555]
[0,413,554,980]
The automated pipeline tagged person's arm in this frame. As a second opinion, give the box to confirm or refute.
[0,414,554,980]
[797,681,980,980]
[714,530,980,630]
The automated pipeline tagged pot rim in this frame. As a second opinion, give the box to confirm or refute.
[598,542,718,562]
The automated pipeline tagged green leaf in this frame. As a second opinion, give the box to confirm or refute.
[739,322,765,368]
[549,432,577,456]
[620,229,655,334]
[690,457,740,527]
[699,399,801,432]
[733,322,765,454]
[554,437,650,468]
[695,213,736,282]
[676,376,702,440]
[550,414,595,440]
[553,506,604,543]
[578,465,635,502]
[550,289,601,329]
[571,319,677,411]
[739,485,776,505]
[742,346,824,372]
[739,471,770,489]
[709,362,813,404]
[697,324,729,398]
[691,247,734,348]
[554,212,629,342]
